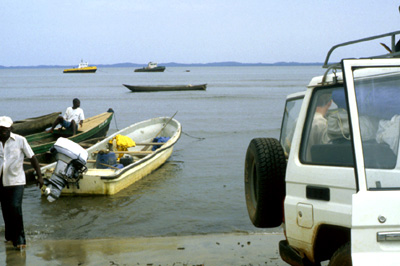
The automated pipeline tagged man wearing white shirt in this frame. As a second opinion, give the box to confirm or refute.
[306,93,332,161]
[0,116,44,250]
[47,98,85,135]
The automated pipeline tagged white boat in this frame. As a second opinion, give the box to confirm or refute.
[41,117,181,196]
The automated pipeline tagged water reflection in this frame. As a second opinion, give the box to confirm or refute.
[35,241,88,265]
[24,161,184,240]
[5,246,26,266]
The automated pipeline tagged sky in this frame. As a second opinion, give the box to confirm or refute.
[1,1,400,66]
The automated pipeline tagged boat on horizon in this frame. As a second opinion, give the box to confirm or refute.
[123,83,207,92]
[134,62,166,72]
[63,60,97,73]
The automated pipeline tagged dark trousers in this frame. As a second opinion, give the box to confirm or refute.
[0,183,25,247]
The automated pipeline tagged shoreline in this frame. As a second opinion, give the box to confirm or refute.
[1,232,288,266]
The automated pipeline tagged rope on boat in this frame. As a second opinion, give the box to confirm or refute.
[112,111,119,131]
[182,131,205,140]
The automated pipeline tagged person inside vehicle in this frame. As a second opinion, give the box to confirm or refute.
[46,98,84,135]
[306,93,332,161]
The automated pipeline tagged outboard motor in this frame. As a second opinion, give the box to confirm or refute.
[43,137,88,202]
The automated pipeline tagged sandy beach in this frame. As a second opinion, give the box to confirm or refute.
[1,232,288,266]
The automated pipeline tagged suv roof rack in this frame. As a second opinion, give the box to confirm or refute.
[323,30,400,70]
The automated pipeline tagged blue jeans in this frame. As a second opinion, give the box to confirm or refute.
[0,183,25,247]
[61,120,77,130]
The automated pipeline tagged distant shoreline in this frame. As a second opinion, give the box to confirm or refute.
[0,61,322,69]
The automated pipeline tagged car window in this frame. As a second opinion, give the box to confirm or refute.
[280,96,303,157]
[352,69,400,190]
[300,86,354,166]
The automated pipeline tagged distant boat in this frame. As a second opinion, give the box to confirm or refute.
[123,84,207,92]
[63,60,97,73]
[134,62,166,72]
[12,112,61,136]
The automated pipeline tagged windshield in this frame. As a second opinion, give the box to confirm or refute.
[353,69,400,190]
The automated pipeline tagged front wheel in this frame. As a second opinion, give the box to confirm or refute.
[328,242,351,266]
[244,138,286,228]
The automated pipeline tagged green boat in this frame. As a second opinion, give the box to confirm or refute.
[134,62,166,72]
[27,109,114,155]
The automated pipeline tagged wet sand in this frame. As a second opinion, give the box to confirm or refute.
[1,233,288,266]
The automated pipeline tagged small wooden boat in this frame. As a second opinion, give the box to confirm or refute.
[12,112,61,136]
[27,109,114,155]
[134,62,166,72]
[41,116,181,195]
[63,60,97,73]
[123,83,207,92]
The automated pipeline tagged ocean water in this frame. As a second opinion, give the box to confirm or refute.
[0,65,321,240]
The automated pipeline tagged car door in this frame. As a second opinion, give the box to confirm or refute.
[342,58,400,265]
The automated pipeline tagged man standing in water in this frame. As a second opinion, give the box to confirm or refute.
[0,116,44,250]
[47,98,85,135]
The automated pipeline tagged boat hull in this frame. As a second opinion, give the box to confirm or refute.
[27,110,114,154]
[63,67,97,73]
[60,146,173,195]
[134,66,165,72]
[13,112,61,136]
[123,84,207,92]
[41,117,181,195]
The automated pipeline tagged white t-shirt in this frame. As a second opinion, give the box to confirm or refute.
[306,112,329,161]
[64,107,85,124]
[309,112,329,146]
[0,133,35,186]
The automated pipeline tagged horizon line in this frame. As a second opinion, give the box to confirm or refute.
[0,61,323,69]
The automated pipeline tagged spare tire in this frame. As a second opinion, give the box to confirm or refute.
[244,138,286,228]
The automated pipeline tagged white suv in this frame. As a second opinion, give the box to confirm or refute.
[245,31,400,266]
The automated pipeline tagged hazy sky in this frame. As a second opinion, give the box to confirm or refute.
[2,1,400,66]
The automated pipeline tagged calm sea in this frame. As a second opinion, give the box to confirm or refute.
[0,65,321,240]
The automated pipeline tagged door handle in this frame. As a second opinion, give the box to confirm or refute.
[306,186,330,201]
[377,231,400,242]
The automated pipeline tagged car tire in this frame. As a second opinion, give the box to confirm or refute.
[328,242,351,266]
[244,137,286,228]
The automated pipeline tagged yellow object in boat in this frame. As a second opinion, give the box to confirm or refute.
[109,134,136,158]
